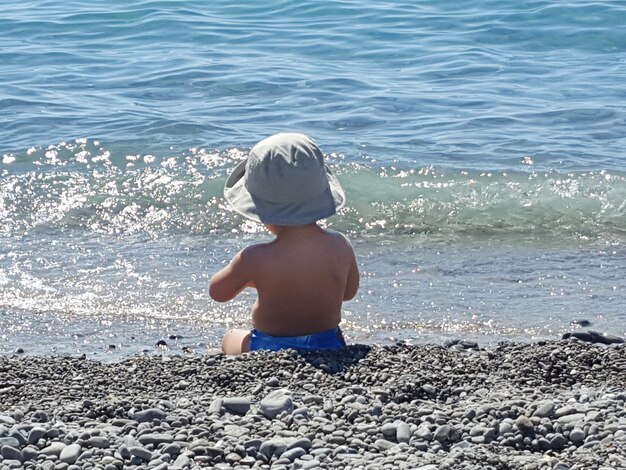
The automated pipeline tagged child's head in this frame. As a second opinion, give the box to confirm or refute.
[224,133,345,225]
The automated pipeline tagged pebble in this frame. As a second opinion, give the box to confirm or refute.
[59,444,82,464]
[515,416,535,433]
[0,446,23,462]
[222,397,251,415]
[129,446,153,461]
[133,408,166,423]
[533,400,555,418]
[260,389,294,419]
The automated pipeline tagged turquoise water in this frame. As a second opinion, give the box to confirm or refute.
[1,1,625,358]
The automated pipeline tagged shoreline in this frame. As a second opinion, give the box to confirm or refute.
[1,340,625,469]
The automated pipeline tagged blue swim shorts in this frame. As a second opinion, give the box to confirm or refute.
[249,327,346,351]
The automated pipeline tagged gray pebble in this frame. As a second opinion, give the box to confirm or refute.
[550,433,568,451]
[515,416,534,433]
[59,444,82,465]
[133,408,166,423]
[88,436,110,448]
[40,441,67,456]
[27,426,46,444]
[260,390,294,419]
[222,397,251,415]
[172,454,191,468]
[433,424,451,442]
[0,437,20,448]
[533,400,555,418]
[374,439,396,451]
[281,446,306,461]
[129,446,153,461]
[0,446,23,463]
[397,422,411,443]
[137,433,175,445]
[570,427,586,444]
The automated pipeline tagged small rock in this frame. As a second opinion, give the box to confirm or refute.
[434,425,451,442]
[515,416,534,433]
[260,390,293,419]
[533,400,555,418]
[570,428,585,444]
[0,446,23,463]
[281,447,306,462]
[374,439,396,451]
[88,436,110,448]
[133,408,166,423]
[397,422,411,443]
[129,446,153,462]
[137,433,174,445]
[550,434,568,451]
[0,437,20,448]
[59,444,82,465]
[223,397,251,415]
[40,441,67,457]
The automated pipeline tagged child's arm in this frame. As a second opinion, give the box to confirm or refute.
[344,247,360,301]
[209,249,255,302]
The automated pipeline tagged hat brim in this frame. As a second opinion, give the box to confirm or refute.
[224,159,346,225]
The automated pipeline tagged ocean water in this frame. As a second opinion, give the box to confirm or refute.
[1,0,625,359]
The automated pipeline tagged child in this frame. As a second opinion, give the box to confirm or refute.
[210,133,359,354]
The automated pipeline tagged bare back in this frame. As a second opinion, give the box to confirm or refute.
[245,224,358,336]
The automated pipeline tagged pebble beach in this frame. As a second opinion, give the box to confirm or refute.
[1,339,625,470]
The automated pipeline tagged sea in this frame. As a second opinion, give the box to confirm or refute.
[1,0,625,360]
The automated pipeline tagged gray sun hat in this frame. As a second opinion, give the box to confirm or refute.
[224,133,346,225]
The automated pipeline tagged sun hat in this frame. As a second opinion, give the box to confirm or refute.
[224,133,346,225]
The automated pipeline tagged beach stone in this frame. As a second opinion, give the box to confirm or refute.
[129,446,153,461]
[397,422,411,443]
[260,390,293,419]
[88,436,110,448]
[161,443,181,456]
[555,406,577,418]
[557,413,585,424]
[533,400,555,418]
[27,427,47,445]
[381,422,397,438]
[59,444,82,465]
[260,438,287,459]
[223,397,251,415]
[208,398,223,414]
[0,415,16,426]
[374,439,396,451]
[433,424,451,442]
[0,437,20,448]
[133,408,166,423]
[40,441,67,457]
[288,438,312,451]
[172,454,191,468]
[515,416,534,433]
[0,446,23,463]
[416,426,432,441]
[570,428,585,444]
[550,434,568,451]
[21,445,39,462]
[138,433,175,445]
[8,431,26,447]
[281,447,306,462]
[32,410,49,422]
